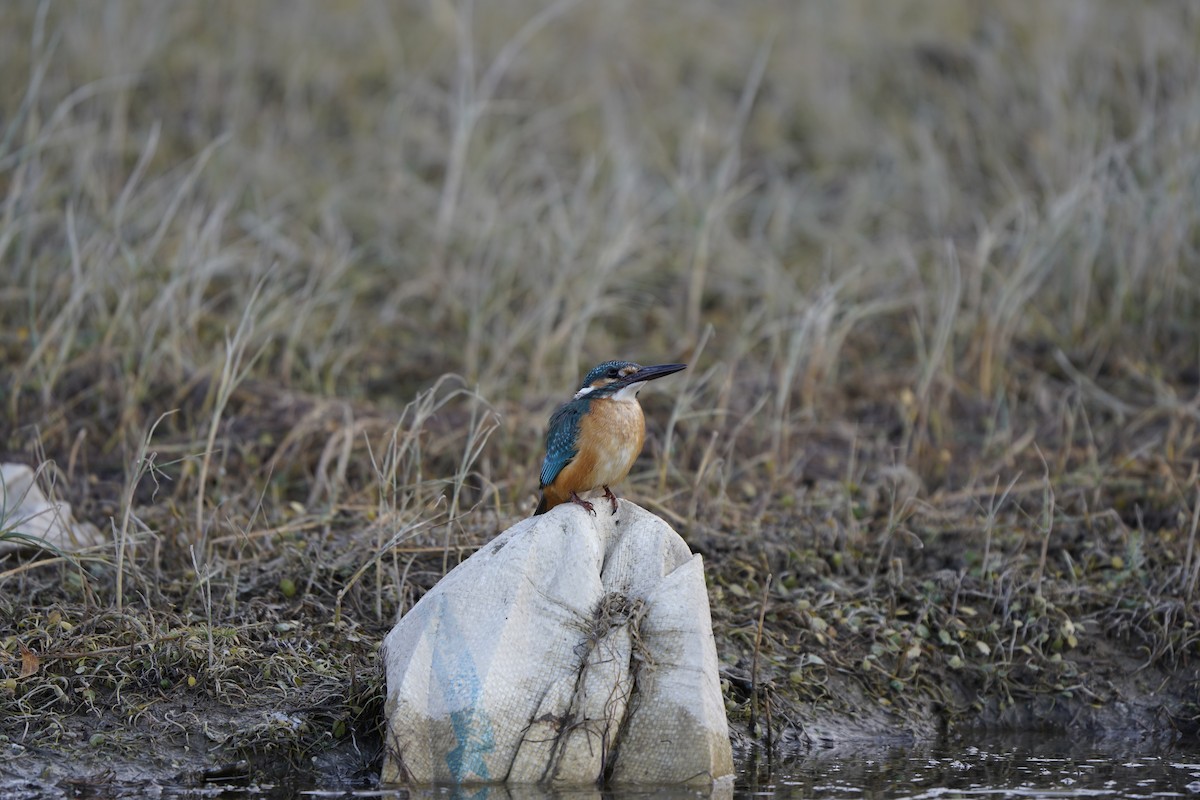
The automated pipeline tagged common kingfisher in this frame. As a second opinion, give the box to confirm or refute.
[534,360,687,516]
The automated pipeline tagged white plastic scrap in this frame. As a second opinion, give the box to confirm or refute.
[382,501,734,788]
[0,463,104,555]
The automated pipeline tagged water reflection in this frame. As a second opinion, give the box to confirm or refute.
[739,735,1200,799]
[113,737,1200,798]
[362,783,728,800]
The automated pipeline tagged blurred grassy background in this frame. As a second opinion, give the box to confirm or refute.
[2,0,1199,774]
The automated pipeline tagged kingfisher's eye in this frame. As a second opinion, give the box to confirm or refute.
[607,367,620,378]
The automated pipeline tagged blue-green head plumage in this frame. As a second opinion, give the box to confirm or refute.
[575,360,687,399]
[578,360,642,397]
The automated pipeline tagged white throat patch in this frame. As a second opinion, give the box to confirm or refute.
[610,381,645,402]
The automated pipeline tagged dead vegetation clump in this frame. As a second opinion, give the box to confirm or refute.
[2,0,1199,787]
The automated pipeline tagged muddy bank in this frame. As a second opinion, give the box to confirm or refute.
[0,648,1189,797]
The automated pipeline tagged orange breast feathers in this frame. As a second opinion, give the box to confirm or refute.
[542,398,646,505]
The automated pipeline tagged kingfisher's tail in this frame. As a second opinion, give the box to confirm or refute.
[533,493,548,516]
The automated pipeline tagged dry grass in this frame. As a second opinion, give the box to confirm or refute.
[2,0,1199,786]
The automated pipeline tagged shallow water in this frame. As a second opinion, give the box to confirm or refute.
[737,737,1200,800]
[10,737,1200,799]
[319,738,1200,800]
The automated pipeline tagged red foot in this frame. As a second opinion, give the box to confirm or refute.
[602,486,619,514]
[569,491,596,515]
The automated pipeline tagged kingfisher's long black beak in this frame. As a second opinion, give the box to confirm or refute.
[623,363,687,386]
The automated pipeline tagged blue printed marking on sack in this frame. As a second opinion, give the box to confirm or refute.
[431,606,496,783]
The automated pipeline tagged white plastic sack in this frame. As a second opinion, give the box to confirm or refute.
[0,463,104,555]
[382,501,733,788]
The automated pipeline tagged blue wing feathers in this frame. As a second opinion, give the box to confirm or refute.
[540,400,585,488]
